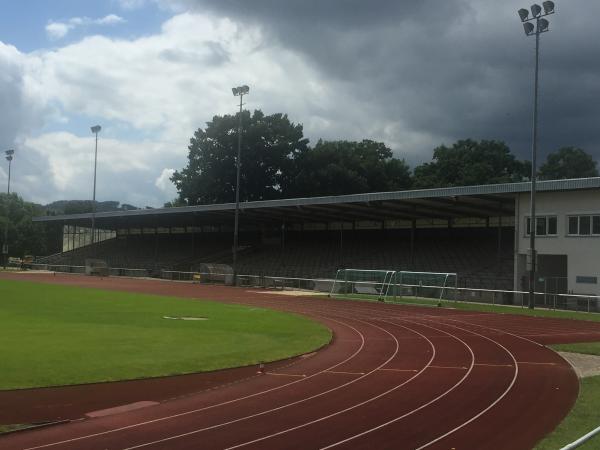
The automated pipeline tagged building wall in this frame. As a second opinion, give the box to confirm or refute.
[515,189,600,295]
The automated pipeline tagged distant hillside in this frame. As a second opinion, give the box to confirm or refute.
[43,200,139,216]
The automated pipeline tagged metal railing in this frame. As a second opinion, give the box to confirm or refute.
[560,425,600,450]
[21,264,600,314]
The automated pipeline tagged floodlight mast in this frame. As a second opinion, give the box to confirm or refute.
[231,85,249,285]
[90,125,101,255]
[517,2,555,309]
[3,149,15,269]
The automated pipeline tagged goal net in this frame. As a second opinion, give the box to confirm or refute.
[329,269,457,303]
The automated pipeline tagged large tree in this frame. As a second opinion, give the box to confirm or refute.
[412,139,529,188]
[1,193,62,258]
[538,147,599,180]
[172,110,309,205]
[288,139,412,197]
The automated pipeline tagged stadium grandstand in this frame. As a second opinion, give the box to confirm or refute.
[32,177,600,298]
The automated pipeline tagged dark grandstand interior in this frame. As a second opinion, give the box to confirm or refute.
[38,227,514,290]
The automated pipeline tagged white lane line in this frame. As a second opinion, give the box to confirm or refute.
[24,315,365,450]
[518,361,558,366]
[265,372,307,378]
[324,371,365,376]
[223,321,442,450]
[377,368,419,373]
[413,319,519,450]
[124,318,408,450]
[319,317,475,450]
[428,365,468,370]
[475,363,514,368]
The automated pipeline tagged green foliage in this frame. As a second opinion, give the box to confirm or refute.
[538,147,599,180]
[289,140,412,197]
[0,193,61,257]
[163,198,187,208]
[412,139,529,188]
[172,110,309,205]
[0,279,330,389]
[45,200,136,215]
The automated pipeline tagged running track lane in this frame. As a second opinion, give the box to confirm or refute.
[0,273,590,449]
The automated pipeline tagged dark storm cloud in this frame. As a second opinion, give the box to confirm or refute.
[183,0,600,165]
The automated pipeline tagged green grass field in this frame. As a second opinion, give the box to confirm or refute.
[0,279,331,390]
[552,342,600,356]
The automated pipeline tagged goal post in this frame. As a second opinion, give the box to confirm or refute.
[329,269,395,302]
[329,269,457,303]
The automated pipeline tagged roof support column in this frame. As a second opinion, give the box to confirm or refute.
[339,225,344,269]
[154,219,158,270]
[410,218,416,270]
[497,205,503,259]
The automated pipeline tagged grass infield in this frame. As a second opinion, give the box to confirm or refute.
[0,279,331,390]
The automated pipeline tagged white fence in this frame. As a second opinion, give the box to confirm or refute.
[24,263,600,314]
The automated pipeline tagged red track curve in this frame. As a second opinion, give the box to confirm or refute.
[1,272,599,449]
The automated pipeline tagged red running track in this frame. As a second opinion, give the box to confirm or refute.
[2,272,600,450]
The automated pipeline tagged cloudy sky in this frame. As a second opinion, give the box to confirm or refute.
[1,0,599,207]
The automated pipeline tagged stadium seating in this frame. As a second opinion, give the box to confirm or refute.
[41,228,514,290]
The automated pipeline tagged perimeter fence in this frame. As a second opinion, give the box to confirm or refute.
[25,263,600,314]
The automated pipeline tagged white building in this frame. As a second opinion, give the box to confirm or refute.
[514,183,600,296]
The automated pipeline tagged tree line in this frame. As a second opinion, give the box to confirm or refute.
[0,198,140,258]
[171,110,599,206]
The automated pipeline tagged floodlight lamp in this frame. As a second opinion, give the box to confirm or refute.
[240,85,249,95]
[518,8,529,22]
[523,22,535,35]
[542,1,554,14]
[531,4,542,17]
[5,149,14,156]
[91,125,101,134]
[232,87,239,96]
[538,18,549,32]
[6,155,12,162]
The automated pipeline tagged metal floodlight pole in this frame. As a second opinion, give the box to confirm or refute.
[90,126,101,255]
[231,85,249,285]
[3,149,15,269]
[517,2,555,309]
[528,23,540,310]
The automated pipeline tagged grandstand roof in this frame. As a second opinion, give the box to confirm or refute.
[33,177,600,229]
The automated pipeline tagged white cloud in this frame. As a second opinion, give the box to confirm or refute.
[116,0,148,10]
[115,0,185,12]
[45,15,126,40]
[97,14,127,26]
[22,132,177,206]
[155,168,177,196]
[2,10,434,206]
[45,22,71,40]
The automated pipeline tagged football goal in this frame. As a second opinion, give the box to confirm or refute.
[329,269,457,303]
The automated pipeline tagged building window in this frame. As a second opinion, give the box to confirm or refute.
[525,215,558,236]
[568,215,600,236]
[593,216,600,235]
[548,216,558,235]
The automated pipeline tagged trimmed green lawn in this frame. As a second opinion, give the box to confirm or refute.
[552,342,600,356]
[0,279,331,390]
[0,425,29,434]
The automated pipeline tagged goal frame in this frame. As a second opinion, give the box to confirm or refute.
[329,269,458,303]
